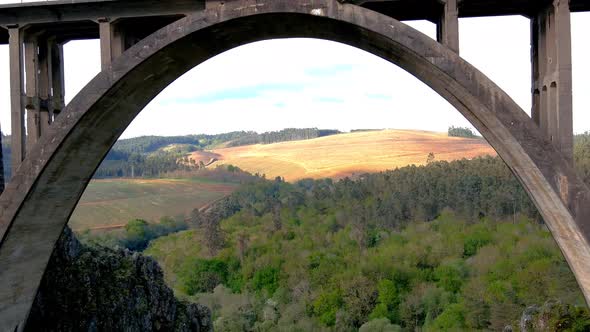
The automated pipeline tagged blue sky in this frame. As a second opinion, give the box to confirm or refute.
[0,12,589,138]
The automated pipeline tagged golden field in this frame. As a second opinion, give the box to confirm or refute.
[190,129,496,182]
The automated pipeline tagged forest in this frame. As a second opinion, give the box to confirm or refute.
[141,157,589,331]
[81,145,590,331]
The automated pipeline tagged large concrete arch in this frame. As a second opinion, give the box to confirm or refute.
[1,0,589,328]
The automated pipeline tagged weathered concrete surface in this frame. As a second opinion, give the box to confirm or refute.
[436,0,460,53]
[0,0,204,28]
[531,0,573,162]
[8,27,25,172]
[24,36,41,151]
[10,30,68,171]
[0,0,590,329]
[99,19,126,71]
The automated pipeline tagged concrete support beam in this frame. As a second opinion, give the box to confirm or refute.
[21,34,62,153]
[437,0,459,53]
[49,41,66,118]
[531,0,573,161]
[8,27,25,171]
[99,19,125,70]
[24,37,41,151]
[37,40,52,133]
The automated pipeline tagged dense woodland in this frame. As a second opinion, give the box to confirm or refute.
[141,157,589,331]
[82,146,590,331]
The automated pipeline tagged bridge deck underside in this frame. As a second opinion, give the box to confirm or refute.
[0,0,589,44]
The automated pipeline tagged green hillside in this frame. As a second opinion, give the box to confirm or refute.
[143,156,589,331]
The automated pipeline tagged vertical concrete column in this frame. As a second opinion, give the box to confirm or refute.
[24,36,41,151]
[8,26,26,171]
[37,40,51,132]
[436,0,460,53]
[49,41,66,118]
[99,18,125,70]
[531,0,573,161]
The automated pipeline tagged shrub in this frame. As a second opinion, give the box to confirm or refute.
[178,258,229,295]
[312,289,343,326]
[430,303,466,329]
[251,266,280,295]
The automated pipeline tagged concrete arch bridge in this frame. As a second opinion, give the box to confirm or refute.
[0,0,589,329]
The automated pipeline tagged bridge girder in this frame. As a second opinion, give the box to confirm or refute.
[1,0,590,44]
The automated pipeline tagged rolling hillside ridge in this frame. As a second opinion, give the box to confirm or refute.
[190,129,496,181]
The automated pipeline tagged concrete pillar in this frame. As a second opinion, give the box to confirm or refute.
[531,0,573,161]
[99,19,125,70]
[24,37,41,151]
[49,41,66,118]
[8,26,26,171]
[437,0,460,53]
[37,40,51,133]
[21,36,59,149]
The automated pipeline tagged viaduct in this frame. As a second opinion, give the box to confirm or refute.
[0,0,589,329]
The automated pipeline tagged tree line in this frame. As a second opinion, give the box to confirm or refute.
[225,128,340,147]
[448,126,478,138]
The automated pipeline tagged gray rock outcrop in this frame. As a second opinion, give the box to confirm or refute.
[25,227,211,332]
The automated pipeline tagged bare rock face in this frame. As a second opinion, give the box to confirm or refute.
[515,300,590,332]
[25,227,211,332]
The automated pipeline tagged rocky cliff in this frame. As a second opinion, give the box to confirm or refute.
[26,227,211,331]
[504,300,590,332]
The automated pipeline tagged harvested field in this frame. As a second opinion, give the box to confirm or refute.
[194,129,495,181]
[69,177,238,231]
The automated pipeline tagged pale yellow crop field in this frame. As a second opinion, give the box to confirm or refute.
[191,130,496,182]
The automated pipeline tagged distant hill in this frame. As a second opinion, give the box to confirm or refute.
[196,129,496,181]
[94,128,340,178]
